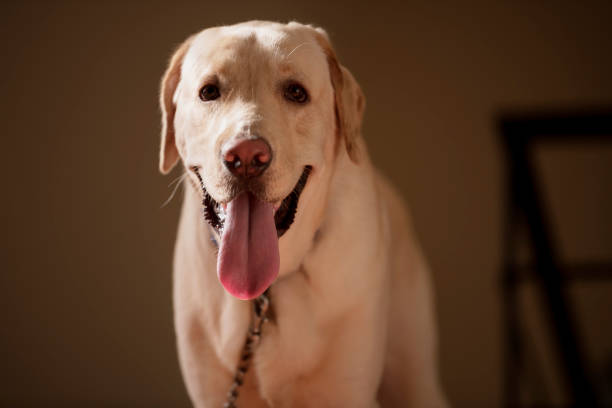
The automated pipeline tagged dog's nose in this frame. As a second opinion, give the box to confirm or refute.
[222,138,272,178]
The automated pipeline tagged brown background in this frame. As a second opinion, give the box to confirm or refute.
[1,1,611,407]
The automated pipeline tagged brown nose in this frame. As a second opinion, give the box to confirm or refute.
[222,138,272,178]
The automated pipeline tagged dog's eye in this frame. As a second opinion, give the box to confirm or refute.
[199,84,220,101]
[284,83,309,104]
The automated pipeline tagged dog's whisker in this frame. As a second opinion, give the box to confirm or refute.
[286,42,309,59]
[161,172,188,208]
[168,172,187,188]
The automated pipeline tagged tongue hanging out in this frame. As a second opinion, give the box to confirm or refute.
[217,192,280,300]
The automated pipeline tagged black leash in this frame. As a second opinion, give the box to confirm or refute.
[223,290,270,408]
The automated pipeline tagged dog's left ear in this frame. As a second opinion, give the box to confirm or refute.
[313,28,365,163]
[159,36,194,174]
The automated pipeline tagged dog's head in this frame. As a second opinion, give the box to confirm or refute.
[159,21,365,299]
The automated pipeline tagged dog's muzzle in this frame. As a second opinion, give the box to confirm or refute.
[193,165,312,238]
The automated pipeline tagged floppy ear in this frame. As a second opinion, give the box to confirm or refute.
[313,29,365,163]
[159,36,194,174]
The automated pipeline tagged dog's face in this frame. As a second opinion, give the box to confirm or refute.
[159,21,364,299]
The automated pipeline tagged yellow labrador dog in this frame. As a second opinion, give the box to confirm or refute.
[159,21,446,407]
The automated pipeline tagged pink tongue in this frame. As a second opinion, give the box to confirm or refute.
[217,192,280,300]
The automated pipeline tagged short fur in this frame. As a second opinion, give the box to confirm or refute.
[159,21,447,407]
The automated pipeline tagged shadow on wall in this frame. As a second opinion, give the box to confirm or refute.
[497,109,612,407]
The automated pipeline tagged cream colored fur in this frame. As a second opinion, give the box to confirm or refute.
[159,21,447,407]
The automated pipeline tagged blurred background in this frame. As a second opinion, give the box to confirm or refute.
[1,1,611,407]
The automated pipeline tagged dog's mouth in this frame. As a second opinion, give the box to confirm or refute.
[193,165,312,238]
[192,166,312,300]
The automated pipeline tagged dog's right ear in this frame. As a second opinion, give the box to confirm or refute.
[312,28,365,164]
[159,36,194,175]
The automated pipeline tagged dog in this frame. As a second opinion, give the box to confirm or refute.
[159,20,447,407]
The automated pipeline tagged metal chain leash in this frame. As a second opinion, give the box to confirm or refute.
[223,290,270,408]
